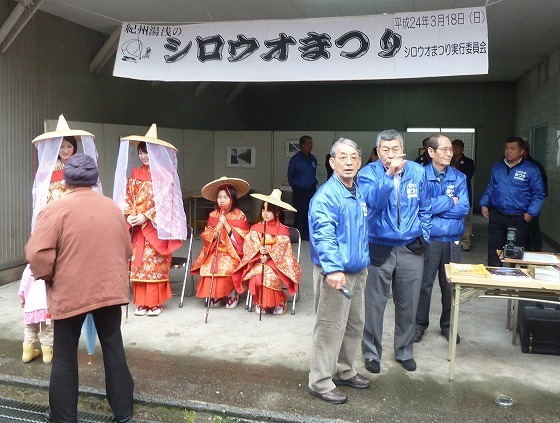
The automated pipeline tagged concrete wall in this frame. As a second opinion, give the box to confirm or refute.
[515,47,560,247]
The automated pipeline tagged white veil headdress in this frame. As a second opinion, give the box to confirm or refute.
[113,124,187,240]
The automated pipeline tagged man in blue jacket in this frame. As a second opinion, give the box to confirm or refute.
[288,135,317,241]
[308,138,369,405]
[480,137,545,267]
[415,134,469,344]
[357,129,431,373]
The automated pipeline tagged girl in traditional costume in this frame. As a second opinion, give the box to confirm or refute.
[191,177,251,309]
[20,115,101,363]
[233,189,301,315]
[113,124,187,317]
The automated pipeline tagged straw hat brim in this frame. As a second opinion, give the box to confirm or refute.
[32,129,94,143]
[121,135,178,151]
[201,177,250,201]
[251,192,297,212]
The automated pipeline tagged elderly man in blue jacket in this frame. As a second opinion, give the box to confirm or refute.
[357,129,431,373]
[415,134,469,344]
[480,137,545,267]
[308,138,369,405]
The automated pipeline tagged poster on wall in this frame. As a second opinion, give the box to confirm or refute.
[114,7,488,82]
[227,146,256,168]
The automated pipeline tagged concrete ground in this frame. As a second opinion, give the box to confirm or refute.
[1,215,560,422]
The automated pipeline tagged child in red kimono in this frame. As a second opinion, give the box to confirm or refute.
[234,189,302,315]
[191,177,251,309]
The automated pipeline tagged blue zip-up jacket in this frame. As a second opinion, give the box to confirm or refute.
[357,160,431,246]
[479,158,544,217]
[425,164,469,242]
[288,151,318,189]
[308,175,369,274]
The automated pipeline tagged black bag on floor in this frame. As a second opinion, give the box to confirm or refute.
[517,300,560,355]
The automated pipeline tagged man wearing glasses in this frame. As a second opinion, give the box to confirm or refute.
[358,129,431,373]
[415,134,469,345]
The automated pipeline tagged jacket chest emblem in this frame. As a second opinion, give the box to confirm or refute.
[406,183,418,198]
[513,170,526,181]
[446,184,455,197]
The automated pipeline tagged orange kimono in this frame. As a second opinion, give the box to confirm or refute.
[125,165,181,307]
[233,221,301,309]
[191,208,250,299]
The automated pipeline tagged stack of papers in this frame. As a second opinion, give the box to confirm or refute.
[528,265,560,281]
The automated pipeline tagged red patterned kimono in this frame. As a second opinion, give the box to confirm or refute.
[233,220,301,309]
[191,208,250,299]
[125,165,181,307]
[48,160,70,202]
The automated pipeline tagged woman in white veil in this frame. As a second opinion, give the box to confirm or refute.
[113,124,187,317]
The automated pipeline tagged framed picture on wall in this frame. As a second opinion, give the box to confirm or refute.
[227,146,256,168]
[285,139,300,157]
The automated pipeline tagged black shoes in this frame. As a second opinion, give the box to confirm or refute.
[414,329,424,343]
[397,358,417,372]
[441,328,461,344]
[364,358,380,374]
[333,373,370,389]
[308,387,348,404]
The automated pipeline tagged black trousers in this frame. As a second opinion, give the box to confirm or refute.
[487,212,528,267]
[526,214,543,251]
[49,305,134,423]
[292,186,315,241]
[416,240,461,332]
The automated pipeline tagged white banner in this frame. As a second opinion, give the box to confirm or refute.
[113,7,488,82]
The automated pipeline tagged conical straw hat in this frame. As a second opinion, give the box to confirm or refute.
[32,114,94,143]
[251,189,296,212]
[121,123,177,151]
[201,176,250,201]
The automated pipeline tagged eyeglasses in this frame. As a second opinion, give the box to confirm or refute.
[333,155,360,163]
[435,147,454,154]
[379,147,402,155]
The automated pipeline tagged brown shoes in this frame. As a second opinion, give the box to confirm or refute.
[307,387,348,404]
[333,373,370,389]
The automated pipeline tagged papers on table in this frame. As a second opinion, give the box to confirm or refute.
[522,252,560,264]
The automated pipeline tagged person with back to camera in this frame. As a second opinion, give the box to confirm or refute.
[233,189,301,315]
[113,125,187,317]
[20,115,101,365]
[308,137,370,405]
[25,153,134,423]
[479,136,544,267]
[357,129,431,374]
[191,177,251,309]
[287,135,317,241]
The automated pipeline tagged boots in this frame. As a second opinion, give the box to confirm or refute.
[22,342,40,363]
[41,345,53,364]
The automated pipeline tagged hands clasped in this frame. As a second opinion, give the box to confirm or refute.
[127,214,147,226]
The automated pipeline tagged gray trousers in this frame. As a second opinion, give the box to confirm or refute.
[308,265,367,394]
[416,240,461,332]
[362,245,423,362]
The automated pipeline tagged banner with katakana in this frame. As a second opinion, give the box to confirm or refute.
[113,7,488,82]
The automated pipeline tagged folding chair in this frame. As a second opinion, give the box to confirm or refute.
[245,226,302,315]
[170,224,194,308]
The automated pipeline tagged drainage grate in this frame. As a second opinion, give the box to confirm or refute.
[0,397,158,423]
